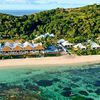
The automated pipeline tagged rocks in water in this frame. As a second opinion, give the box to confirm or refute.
[58,85,62,88]
[63,87,71,91]
[25,71,32,75]
[61,90,72,97]
[72,96,94,100]
[95,89,100,95]
[9,85,24,91]
[61,86,73,97]
[85,98,94,100]
[72,96,86,100]
[71,77,81,82]
[87,90,93,93]
[36,80,53,87]
[79,91,89,96]
[0,83,9,90]
[54,89,59,92]
[24,79,29,83]
[71,83,79,88]
[93,80,100,87]
[52,78,60,82]
[26,83,39,91]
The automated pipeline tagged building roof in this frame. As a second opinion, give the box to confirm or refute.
[62,41,73,47]
[0,43,1,49]
[91,42,100,48]
[33,45,44,51]
[46,45,58,51]
[74,43,86,49]
[34,33,54,40]
[34,35,44,40]
[57,39,65,44]
[12,42,22,48]
[23,41,33,48]
[45,32,50,37]
[4,42,13,48]
[2,46,12,52]
[12,45,23,51]
[12,42,23,51]
[49,33,55,37]
[24,45,33,51]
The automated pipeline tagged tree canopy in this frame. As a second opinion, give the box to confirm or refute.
[0,4,100,43]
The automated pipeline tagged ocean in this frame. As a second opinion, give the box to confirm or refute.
[0,64,100,100]
[0,10,42,16]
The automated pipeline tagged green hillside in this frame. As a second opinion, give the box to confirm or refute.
[0,4,100,43]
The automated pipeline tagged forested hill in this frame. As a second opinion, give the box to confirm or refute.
[0,4,100,43]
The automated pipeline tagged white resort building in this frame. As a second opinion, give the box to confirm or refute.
[57,39,73,48]
[90,42,100,50]
[73,43,86,50]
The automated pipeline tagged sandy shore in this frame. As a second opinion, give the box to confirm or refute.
[0,55,100,68]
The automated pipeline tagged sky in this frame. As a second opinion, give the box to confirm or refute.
[0,0,100,10]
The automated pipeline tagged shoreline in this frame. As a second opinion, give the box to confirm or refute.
[0,55,100,69]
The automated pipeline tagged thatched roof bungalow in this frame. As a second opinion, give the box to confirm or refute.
[12,42,23,52]
[2,46,11,52]
[23,41,33,51]
[2,42,13,52]
[33,44,44,51]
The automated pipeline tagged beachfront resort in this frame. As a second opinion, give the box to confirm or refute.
[0,33,100,59]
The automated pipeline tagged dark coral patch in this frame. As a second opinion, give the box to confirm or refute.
[26,83,39,91]
[71,77,81,82]
[52,78,60,82]
[63,87,71,91]
[24,79,29,83]
[85,98,94,100]
[61,90,72,97]
[93,80,100,87]
[0,83,8,90]
[58,85,62,88]
[71,83,79,88]
[36,80,53,87]
[95,89,100,95]
[79,91,88,96]
[54,89,59,92]
[87,90,93,93]
[25,71,32,75]
[72,96,86,100]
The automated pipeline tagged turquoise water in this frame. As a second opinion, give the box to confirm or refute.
[0,64,100,100]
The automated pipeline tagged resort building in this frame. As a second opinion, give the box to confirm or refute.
[34,33,55,40]
[1,42,13,54]
[23,41,34,53]
[90,42,100,50]
[62,41,73,48]
[34,35,45,40]
[49,33,55,37]
[45,45,59,54]
[57,39,73,49]
[12,42,23,54]
[33,44,44,52]
[57,39,65,44]
[73,43,86,50]
[0,43,1,52]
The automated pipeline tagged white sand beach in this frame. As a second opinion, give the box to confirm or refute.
[0,55,100,68]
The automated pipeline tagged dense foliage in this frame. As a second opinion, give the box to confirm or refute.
[0,4,100,43]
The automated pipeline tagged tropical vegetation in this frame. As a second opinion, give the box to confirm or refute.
[0,4,100,43]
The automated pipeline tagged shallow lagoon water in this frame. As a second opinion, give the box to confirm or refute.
[0,64,100,100]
